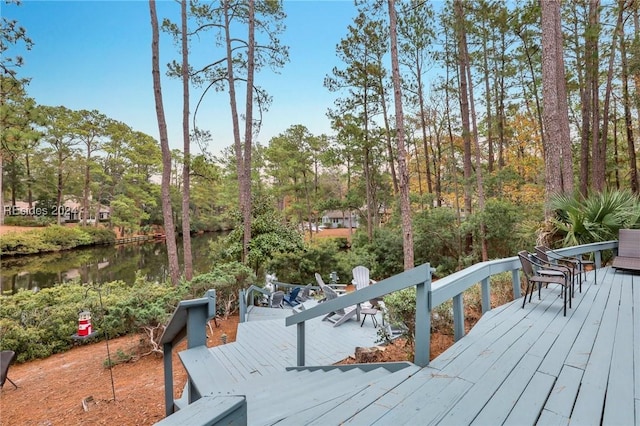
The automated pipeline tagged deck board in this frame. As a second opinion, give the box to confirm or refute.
[602,270,635,425]
[570,272,622,425]
[502,371,556,425]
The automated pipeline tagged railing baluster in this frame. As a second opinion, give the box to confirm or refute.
[297,322,305,366]
[481,277,491,314]
[512,269,521,299]
[414,266,431,367]
[453,293,464,341]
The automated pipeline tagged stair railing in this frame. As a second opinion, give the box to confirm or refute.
[159,289,217,416]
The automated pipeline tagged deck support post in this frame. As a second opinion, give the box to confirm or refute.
[414,264,432,367]
[595,251,602,269]
[296,322,305,366]
[453,294,464,341]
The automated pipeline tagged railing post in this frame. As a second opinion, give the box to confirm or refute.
[296,322,305,366]
[453,294,464,341]
[186,304,207,403]
[163,341,174,416]
[238,289,246,323]
[512,269,521,299]
[414,264,432,367]
[481,277,490,314]
[594,250,602,269]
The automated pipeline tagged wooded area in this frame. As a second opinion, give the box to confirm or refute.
[1,0,639,284]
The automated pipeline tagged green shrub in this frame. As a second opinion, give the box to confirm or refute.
[0,225,116,256]
[3,216,51,227]
[103,348,135,368]
[550,189,640,246]
[80,226,116,245]
[268,238,344,285]
[351,227,404,279]
[383,288,417,344]
[0,279,184,363]
[0,230,57,255]
[189,262,256,318]
[40,225,92,249]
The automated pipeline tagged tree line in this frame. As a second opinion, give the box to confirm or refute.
[2,0,639,286]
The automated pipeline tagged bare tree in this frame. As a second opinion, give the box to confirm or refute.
[150,0,180,286]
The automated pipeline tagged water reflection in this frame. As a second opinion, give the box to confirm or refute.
[0,233,222,294]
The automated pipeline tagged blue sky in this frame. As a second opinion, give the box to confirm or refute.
[4,0,360,155]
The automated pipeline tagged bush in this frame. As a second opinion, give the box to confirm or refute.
[351,227,405,279]
[40,226,93,249]
[0,279,184,363]
[0,225,116,256]
[189,262,256,319]
[383,288,417,344]
[267,238,344,285]
[413,208,462,275]
[80,226,116,245]
[550,189,640,246]
[3,216,52,227]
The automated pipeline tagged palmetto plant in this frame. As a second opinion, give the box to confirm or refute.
[550,190,640,246]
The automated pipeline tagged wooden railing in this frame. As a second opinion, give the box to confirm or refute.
[159,289,217,416]
[238,282,320,323]
[238,285,271,323]
[285,240,618,368]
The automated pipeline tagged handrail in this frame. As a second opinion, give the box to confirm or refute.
[286,240,618,368]
[238,282,321,322]
[238,285,271,323]
[286,264,434,366]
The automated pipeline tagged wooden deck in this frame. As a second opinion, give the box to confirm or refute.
[180,300,382,386]
[170,266,639,425]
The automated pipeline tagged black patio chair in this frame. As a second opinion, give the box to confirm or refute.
[518,251,571,316]
[535,245,593,290]
[1,350,18,389]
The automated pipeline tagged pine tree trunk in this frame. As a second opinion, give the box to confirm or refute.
[540,0,565,214]
[242,0,256,265]
[389,0,414,270]
[181,0,193,280]
[620,3,638,193]
[150,0,180,286]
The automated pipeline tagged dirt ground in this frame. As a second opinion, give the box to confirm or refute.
[0,225,38,235]
[0,317,236,426]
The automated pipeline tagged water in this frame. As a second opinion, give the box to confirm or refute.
[0,232,223,294]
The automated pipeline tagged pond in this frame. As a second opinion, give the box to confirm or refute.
[0,232,223,295]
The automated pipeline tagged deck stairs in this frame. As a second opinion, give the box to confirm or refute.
[162,360,423,425]
[160,303,431,425]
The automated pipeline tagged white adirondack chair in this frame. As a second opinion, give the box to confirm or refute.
[351,266,380,323]
[315,273,358,327]
[351,266,373,290]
